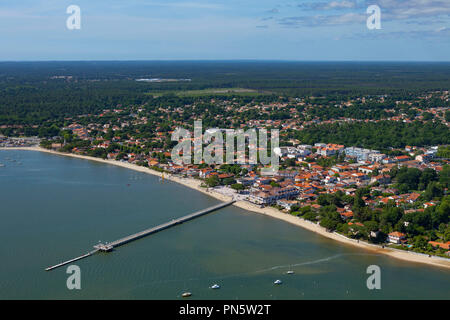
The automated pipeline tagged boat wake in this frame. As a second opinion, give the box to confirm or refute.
[207,252,380,280]
[105,252,380,298]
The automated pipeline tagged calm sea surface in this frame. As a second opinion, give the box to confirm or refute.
[0,150,449,299]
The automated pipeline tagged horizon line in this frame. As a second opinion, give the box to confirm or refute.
[1,59,450,63]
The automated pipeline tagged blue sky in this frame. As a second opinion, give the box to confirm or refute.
[0,0,449,61]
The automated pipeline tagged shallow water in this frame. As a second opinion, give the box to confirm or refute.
[0,150,449,299]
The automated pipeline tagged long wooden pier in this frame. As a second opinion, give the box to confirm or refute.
[94,200,235,251]
[45,249,99,271]
[45,200,235,271]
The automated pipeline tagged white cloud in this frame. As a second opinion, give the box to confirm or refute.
[280,12,365,27]
[279,0,450,28]
[325,1,357,10]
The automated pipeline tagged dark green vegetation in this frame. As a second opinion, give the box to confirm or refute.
[1,61,450,150]
[291,165,450,256]
[292,121,450,149]
[437,146,450,158]
[1,61,450,124]
[146,88,270,97]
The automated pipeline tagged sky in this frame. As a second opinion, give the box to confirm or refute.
[0,0,449,61]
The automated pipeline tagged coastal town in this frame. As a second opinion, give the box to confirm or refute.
[1,90,449,261]
[2,0,450,302]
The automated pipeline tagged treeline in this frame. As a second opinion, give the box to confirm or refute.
[1,61,449,132]
[293,120,450,149]
[389,166,448,197]
[437,146,450,158]
[0,81,151,125]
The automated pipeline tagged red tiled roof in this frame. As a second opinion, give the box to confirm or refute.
[428,241,450,250]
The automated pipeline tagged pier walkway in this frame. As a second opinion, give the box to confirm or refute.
[45,249,99,271]
[45,200,235,271]
[94,200,235,251]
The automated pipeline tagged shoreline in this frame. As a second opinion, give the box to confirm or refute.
[2,146,450,270]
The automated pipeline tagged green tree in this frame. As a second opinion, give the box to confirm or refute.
[439,165,450,187]
[231,183,244,191]
[423,181,443,201]
[445,110,450,122]
[320,217,338,231]
[205,175,220,187]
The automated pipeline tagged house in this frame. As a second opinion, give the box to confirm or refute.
[248,186,299,205]
[185,169,199,177]
[264,186,299,200]
[345,147,378,161]
[387,232,406,244]
[368,153,386,163]
[370,175,391,185]
[299,193,317,201]
[358,166,375,175]
[370,230,381,238]
[248,191,273,205]
[168,165,184,173]
[255,177,272,185]
[276,199,298,210]
[396,155,410,162]
[316,144,345,157]
[236,177,256,186]
[416,154,433,163]
[276,170,298,179]
[406,193,421,203]
[428,241,450,250]
[344,188,357,195]
[199,168,214,178]
[423,202,436,208]
[331,164,352,173]
[340,211,354,220]
[107,153,119,160]
[218,173,234,181]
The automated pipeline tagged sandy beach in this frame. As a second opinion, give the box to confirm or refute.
[2,146,450,270]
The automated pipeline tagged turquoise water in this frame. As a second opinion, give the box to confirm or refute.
[0,150,449,299]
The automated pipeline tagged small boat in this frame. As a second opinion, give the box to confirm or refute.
[0,163,4,167]
[210,284,220,289]
[274,280,283,285]
[181,292,192,298]
[286,271,294,275]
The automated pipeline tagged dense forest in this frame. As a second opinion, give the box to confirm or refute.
[1,61,449,151]
[292,121,450,149]
[1,61,450,124]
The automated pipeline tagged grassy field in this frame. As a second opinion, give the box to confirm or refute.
[146,88,272,97]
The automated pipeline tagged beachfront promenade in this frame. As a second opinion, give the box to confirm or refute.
[46,200,235,271]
